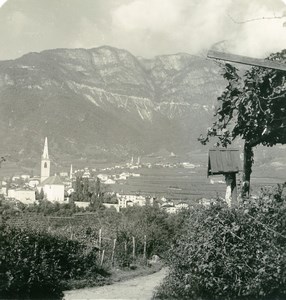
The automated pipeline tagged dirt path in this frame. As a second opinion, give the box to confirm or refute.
[63,267,168,300]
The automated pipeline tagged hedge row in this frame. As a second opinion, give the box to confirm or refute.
[154,185,286,300]
[0,225,104,299]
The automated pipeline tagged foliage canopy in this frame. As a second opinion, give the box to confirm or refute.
[199,49,286,193]
[154,184,286,300]
[200,50,286,148]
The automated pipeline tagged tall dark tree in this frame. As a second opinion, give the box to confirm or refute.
[71,176,84,202]
[90,178,103,209]
[95,177,101,198]
[82,178,90,200]
[199,50,286,196]
[35,188,44,201]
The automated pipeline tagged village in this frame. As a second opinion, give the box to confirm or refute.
[0,137,191,214]
[1,0,285,298]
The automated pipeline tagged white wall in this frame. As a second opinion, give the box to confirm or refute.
[103,203,120,212]
[43,184,64,202]
[74,201,90,208]
[8,189,36,204]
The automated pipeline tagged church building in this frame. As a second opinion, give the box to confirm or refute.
[38,137,65,203]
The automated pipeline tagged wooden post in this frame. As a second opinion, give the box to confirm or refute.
[98,228,102,248]
[143,235,147,261]
[124,240,127,264]
[132,236,136,261]
[98,228,102,260]
[225,173,237,207]
[111,238,117,266]
[231,173,237,206]
[100,249,105,267]
[242,143,252,198]
[69,221,73,240]
[124,241,127,255]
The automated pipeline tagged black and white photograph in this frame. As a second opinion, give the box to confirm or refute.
[0,0,285,299]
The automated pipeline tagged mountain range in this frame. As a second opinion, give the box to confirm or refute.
[0,46,227,169]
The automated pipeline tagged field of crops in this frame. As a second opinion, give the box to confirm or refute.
[102,165,285,205]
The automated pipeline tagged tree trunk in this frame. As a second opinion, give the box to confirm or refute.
[242,142,253,198]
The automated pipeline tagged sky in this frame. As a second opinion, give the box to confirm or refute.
[0,0,285,60]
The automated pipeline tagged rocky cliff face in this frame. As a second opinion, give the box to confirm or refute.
[0,46,226,166]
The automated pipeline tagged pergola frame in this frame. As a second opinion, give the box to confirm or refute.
[206,49,286,203]
[207,50,286,72]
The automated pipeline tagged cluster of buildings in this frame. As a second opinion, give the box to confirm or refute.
[97,172,140,185]
[158,197,189,213]
[0,138,191,214]
[78,194,189,214]
[1,138,67,205]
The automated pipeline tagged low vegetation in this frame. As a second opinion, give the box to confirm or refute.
[0,199,186,299]
[0,224,104,299]
[2,184,285,299]
[154,184,286,300]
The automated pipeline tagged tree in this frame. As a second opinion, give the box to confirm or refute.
[90,178,104,209]
[35,188,44,200]
[95,177,101,198]
[71,176,86,202]
[199,49,286,196]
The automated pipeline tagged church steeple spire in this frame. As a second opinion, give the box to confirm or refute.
[70,164,73,180]
[42,137,49,159]
[41,137,50,182]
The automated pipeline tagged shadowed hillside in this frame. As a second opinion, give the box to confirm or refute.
[0,46,226,167]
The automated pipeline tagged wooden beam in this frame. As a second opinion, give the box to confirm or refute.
[207,50,286,72]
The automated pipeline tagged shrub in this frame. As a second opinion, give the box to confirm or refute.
[0,225,102,299]
[154,185,286,300]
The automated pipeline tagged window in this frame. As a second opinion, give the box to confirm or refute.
[44,162,47,168]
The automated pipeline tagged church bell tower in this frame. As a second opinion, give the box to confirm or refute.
[41,137,50,182]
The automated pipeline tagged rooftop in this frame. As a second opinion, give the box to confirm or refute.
[40,175,63,186]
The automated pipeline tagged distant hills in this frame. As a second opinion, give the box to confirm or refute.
[0,46,228,169]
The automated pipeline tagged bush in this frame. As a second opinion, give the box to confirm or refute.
[154,185,286,300]
[2,202,187,274]
[0,225,102,299]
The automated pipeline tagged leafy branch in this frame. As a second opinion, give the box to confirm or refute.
[199,49,286,194]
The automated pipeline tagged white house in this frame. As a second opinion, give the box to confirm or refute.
[102,203,120,212]
[198,198,215,207]
[103,179,116,185]
[117,194,147,208]
[165,206,177,214]
[28,179,40,188]
[39,175,65,203]
[74,201,90,209]
[97,174,109,181]
[82,168,91,178]
[133,195,146,206]
[21,175,31,180]
[7,189,36,205]
[175,202,189,210]
[131,173,140,177]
